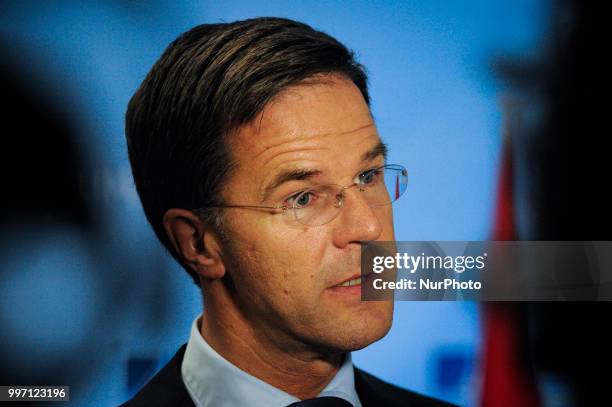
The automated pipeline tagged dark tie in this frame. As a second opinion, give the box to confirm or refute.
[287,396,352,406]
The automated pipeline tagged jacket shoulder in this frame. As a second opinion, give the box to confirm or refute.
[120,344,194,407]
[354,367,458,407]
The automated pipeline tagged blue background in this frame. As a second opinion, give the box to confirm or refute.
[0,1,548,405]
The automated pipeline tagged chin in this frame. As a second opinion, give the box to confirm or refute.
[348,313,393,350]
[318,302,394,352]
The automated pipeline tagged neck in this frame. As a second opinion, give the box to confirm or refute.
[200,282,343,400]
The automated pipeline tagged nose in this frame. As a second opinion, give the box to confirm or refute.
[331,185,383,248]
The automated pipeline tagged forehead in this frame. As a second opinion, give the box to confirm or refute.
[231,75,378,167]
[224,75,382,203]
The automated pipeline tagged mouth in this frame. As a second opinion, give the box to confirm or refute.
[336,276,363,287]
[331,272,373,289]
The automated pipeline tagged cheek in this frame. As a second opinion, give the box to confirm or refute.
[225,210,331,287]
[241,228,328,295]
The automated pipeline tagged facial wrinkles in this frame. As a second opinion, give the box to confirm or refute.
[251,121,375,159]
[254,129,379,199]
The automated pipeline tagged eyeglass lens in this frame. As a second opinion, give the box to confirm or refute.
[292,165,408,226]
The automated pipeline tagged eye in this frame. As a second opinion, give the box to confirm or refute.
[285,190,318,209]
[358,167,382,185]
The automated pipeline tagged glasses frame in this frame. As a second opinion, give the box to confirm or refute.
[193,163,407,226]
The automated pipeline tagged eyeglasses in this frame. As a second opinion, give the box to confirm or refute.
[194,164,408,226]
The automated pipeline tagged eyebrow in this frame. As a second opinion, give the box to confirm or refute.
[261,140,388,202]
[261,168,322,202]
[362,141,388,162]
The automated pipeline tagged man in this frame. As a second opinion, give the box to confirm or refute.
[123,17,453,407]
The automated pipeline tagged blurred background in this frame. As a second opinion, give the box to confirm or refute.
[3,1,606,406]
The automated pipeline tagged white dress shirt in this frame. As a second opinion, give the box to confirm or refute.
[181,315,362,407]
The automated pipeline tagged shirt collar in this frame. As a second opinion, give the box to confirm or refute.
[181,315,361,407]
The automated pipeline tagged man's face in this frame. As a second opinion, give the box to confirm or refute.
[217,75,395,353]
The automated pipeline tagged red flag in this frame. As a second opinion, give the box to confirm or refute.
[480,101,540,407]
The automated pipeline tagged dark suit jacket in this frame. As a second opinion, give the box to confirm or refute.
[121,345,457,407]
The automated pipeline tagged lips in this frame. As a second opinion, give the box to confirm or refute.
[337,276,362,287]
[333,272,372,288]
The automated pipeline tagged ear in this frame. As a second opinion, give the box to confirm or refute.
[163,208,226,280]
